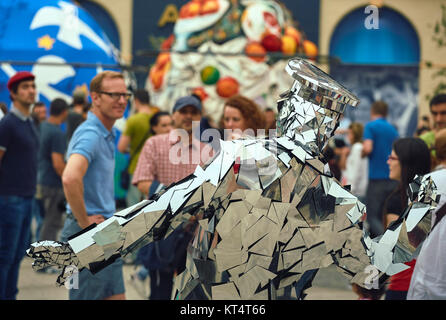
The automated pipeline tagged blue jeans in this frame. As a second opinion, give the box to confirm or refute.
[30,197,44,243]
[125,174,145,207]
[0,195,33,300]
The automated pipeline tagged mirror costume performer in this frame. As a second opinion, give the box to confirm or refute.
[27,59,441,300]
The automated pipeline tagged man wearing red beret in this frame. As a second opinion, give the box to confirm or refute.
[0,71,39,299]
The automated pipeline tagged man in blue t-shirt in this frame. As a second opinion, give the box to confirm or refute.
[37,98,68,243]
[59,71,129,300]
[0,71,38,300]
[362,101,399,238]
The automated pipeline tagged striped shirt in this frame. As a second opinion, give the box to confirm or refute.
[132,131,214,187]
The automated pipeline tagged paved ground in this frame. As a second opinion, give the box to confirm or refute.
[17,257,357,300]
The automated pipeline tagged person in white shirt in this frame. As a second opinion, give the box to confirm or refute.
[339,122,368,202]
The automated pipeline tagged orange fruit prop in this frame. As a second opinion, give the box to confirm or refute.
[281,35,297,55]
[245,42,266,62]
[156,53,170,68]
[200,0,219,15]
[303,40,318,60]
[285,26,301,47]
[216,77,239,98]
[179,1,200,18]
[149,66,165,90]
[180,0,219,18]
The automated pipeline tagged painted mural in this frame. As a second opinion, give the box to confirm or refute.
[330,64,419,137]
[0,0,124,108]
[145,0,319,123]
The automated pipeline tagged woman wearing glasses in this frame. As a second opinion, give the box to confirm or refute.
[383,137,431,300]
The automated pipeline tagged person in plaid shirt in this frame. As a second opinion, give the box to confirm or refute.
[132,95,213,196]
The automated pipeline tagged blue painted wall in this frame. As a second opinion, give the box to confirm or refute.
[330,6,420,64]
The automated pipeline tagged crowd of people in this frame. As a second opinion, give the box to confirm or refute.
[0,69,445,300]
[332,96,446,300]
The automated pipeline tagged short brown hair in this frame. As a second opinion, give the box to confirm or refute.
[89,71,124,93]
[429,93,446,109]
[371,101,388,117]
[348,122,364,144]
[0,102,7,115]
[220,95,266,133]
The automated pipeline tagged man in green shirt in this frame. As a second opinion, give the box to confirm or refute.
[420,94,446,162]
[118,89,159,206]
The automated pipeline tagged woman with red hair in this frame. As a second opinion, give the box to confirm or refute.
[219,95,266,140]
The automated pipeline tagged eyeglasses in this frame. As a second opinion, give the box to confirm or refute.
[388,155,399,161]
[98,91,132,101]
[431,111,446,116]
